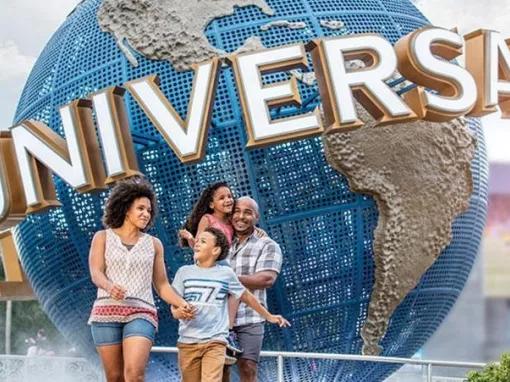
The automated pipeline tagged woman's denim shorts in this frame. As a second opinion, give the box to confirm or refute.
[90,319,156,346]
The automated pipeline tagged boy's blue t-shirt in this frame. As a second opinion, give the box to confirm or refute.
[172,264,246,344]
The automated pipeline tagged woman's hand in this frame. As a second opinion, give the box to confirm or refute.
[107,283,127,300]
[267,314,291,328]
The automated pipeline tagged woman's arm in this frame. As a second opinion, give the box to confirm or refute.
[239,290,290,327]
[152,237,189,308]
[89,231,126,300]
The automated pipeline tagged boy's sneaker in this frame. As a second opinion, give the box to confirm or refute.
[225,352,237,366]
[226,330,243,354]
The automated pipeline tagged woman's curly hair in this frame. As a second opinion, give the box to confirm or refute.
[181,181,231,247]
[102,176,158,232]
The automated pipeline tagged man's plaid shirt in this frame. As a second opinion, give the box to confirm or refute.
[228,232,282,327]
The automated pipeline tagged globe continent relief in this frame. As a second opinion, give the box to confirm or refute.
[13,0,488,380]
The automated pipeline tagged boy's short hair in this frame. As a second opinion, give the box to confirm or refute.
[204,227,230,261]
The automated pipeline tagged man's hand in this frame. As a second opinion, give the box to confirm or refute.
[267,314,291,328]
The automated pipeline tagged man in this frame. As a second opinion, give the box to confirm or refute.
[225,196,283,382]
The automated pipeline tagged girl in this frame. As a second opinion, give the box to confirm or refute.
[179,182,266,247]
[88,176,193,382]
[179,181,234,248]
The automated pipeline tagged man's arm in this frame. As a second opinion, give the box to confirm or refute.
[238,270,278,290]
[238,239,282,290]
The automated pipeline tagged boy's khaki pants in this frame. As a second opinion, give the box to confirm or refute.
[177,341,226,382]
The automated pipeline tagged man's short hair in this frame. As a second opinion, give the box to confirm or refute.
[236,196,260,217]
[204,227,230,261]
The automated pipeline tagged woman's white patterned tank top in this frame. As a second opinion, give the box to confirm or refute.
[88,229,158,328]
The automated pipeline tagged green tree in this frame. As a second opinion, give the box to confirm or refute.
[0,300,69,355]
[467,353,510,382]
[0,250,68,354]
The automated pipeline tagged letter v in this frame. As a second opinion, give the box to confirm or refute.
[125,59,220,163]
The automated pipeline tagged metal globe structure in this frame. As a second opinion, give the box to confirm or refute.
[13,0,488,380]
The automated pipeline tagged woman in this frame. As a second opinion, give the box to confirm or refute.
[88,176,192,382]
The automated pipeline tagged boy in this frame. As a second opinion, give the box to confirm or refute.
[171,227,290,382]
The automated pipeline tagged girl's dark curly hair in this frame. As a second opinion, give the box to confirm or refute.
[181,182,231,247]
[102,176,158,232]
[204,227,230,261]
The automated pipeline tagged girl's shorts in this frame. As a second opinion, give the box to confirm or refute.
[90,318,156,346]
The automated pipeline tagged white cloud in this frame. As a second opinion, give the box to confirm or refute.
[0,1,80,29]
[0,0,79,128]
[415,0,510,163]
[0,40,36,81]
[415,0,510,36]
[0,1,80,57]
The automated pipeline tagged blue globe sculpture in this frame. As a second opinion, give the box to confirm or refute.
[13,0,488,380]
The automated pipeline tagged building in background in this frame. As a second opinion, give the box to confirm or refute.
[422,162,510,366]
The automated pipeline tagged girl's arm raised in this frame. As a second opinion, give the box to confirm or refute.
[179,215,210,248]
[178,229,195,247]
[240,290,290,328]
[195,215,210,241]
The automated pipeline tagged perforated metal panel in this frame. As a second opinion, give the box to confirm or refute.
[13,0,487,381]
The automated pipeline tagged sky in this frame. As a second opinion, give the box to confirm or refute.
[0,0,508,163]
[0,0,80,129]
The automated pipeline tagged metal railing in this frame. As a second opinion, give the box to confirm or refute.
[152,346,486,382]
[0,349,486,381]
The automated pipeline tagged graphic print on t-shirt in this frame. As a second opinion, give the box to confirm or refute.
[182,278,229,306]
[172,265,246,343]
